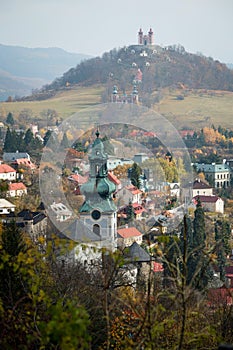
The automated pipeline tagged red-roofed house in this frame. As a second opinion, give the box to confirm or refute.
[0,164,16,181]
[68,173,88,195]
[116,184,143,205]
[7,182,27,197]
[117,226,142,248]
[12,158,36,170]
[193,195,224,214]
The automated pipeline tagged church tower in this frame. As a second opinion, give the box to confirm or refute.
[148,28,154,45]
[79,130,117,249]
[138,28,143,45]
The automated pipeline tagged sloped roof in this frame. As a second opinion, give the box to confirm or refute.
[193,195,223,203]
[14,158,36,169]
[123,242,152,263]
[117,227,142,239]
[68,173,88,185]
[9,182,27,191]
[64,219,102,243]
[0,164,16,173]
[108,171,121,185]
[192,179,212,189]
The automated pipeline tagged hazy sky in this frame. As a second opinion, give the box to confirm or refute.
[0,0,232,63]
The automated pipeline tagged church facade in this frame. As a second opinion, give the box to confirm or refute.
[79,130,118,251]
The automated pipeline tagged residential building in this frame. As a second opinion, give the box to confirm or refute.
[193,195,224,214]
[3,152,30,162]
[117,226,142,248]
[0,198,16,214]
[7,182,27,197]
[116,184,143,205]
[107,156,133,170]
[194,162,231,188]
[50,202,72,222]
[0,164,16,181]
[182,179,213,200]
[12,158,36,170]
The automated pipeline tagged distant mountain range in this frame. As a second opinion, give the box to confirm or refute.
[0,44,91,101]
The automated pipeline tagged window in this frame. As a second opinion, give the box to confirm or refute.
[93,224,100,236]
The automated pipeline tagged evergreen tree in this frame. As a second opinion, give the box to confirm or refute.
[43,129,52,146]
[24,128,34,146]
[215,219,231,282]
[3,127,12,152]
[129,162,141,189]
[126,200,134,223]
[192,197,212,290]
[6,112,14,126]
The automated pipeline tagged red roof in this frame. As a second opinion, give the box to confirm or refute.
[14,158,36,169]
[68,174,88,185]
[132,203,145,214]
[108,171,121,185]
[193,195,222,203]
[0,164,16,173]
[117,227,142,239]
[9,182,26,191]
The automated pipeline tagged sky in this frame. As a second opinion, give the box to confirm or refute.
[0,0,233,63]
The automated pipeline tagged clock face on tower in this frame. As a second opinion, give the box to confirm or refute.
[91,209,101,220]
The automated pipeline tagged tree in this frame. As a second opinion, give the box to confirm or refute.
[24,128,34,146]
[129,162,141,189]
[6,112,14,125]
[43,129,52,146]
[0,223,90,349]
[192,197,213,290]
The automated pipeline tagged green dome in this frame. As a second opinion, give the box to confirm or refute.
[97,178,116,198]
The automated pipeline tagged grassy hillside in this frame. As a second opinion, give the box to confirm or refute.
[1,85,232,130]
[0,85,104,120]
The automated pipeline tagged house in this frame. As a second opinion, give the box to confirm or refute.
[169,182,180,197]
[182,179,213,200]
[193,195,224,214]
[12,158,36,170]
[116,184,143,205]
[49,202,72,222]
[7,182,27,197]
[0,164,16,181]
[107,156,133,171]
[3,152,30,162]
[117,226,143,248]
[0,198,16,214]
[68,173,88,194]
[17,209,47,239]
[193,162,231,188]
[117,202,145,222]
[133,153,149,164]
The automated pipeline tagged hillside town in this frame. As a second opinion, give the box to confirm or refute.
[0,28,233,349]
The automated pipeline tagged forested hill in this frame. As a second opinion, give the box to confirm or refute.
[41,44,233,95]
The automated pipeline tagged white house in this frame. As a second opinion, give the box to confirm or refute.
[182,179,213,200]
[0,198,16,214]
[194,163,231,188]
[116,184,143,205]
[117,226,143,248]
[50,202,72,222]
[7,182,27,197]
[193,195,224,214]
[0,164,16,181]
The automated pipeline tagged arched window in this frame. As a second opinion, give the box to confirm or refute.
[93,224,100,236]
